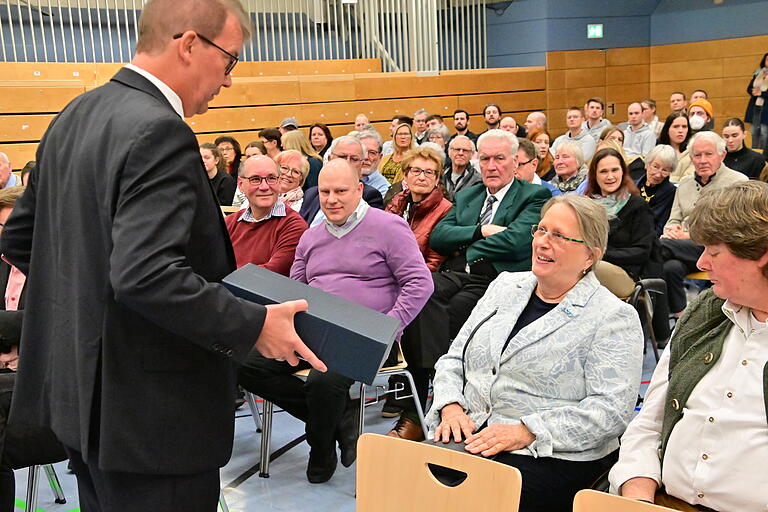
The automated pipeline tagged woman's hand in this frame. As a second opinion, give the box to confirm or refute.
[464,423,536,457]
[0,345,19,371]
[434,403,476,443]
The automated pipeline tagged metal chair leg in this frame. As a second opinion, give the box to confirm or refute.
[259,400,273,478]
[43,464,66,504]
[25,465,40,512]
[641,296,660,362]
[218,490,230,512]
[358,383,366,436]
[401,371,430,440]
[244,391,263,433]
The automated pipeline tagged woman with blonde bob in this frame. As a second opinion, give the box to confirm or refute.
[428,194,643,512]
[551,141,588,194]
[281,130,323,190]
[610,180,768,511]
[274,150,310,211]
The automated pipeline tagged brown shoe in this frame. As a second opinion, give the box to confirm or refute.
[386,417,425,442]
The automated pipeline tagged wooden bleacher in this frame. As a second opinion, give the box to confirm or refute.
[1,34,766,168]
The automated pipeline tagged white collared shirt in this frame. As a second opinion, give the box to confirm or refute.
[238,201,286,223]
[609,300,768,511]
[324,199,370,239]
[484,179,514,223]
[125,64,184,118]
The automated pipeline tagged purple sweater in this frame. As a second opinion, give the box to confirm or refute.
[291,207,434,334]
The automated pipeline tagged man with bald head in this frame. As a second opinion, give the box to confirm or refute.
[0,0,325,509]
[0,153,18,189]
[299,135,384,226]
[225,155,308,275]
[523,111,547,134]
[240,158,433,483]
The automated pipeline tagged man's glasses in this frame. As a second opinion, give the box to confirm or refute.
[450,147,472,154]
[406,167,438,177]
[241,175,279,186]
[332,153,362,164]
[173,32,239,75]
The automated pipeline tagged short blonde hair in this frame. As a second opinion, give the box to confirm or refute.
[540,194,608,272]
[555,141,585,168]
[688,181,768,278]
[400,146,445,179]
[0,186,25,209]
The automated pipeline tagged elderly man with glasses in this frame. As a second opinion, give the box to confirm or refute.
[441,135,482,202]
[299,135,384,226]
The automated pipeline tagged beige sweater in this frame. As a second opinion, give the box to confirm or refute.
[665,164,748,230]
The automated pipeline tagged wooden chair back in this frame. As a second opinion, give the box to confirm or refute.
[573,490,676,512]
[356,433,522,512]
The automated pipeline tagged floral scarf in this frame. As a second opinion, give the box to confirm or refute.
[591,191,631,218]
[550,166,587,193]
[279,186,304,207]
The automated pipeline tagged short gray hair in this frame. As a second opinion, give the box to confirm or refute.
[541,195,608,272]
[426,127,449,143]
[476,129,519,155]
[645,144,677,171]
[327,135,365,158]
[448,135,476,152]
[355,129,383,148]
[689,131,726,155]
[414,108,429,118]
[555,141,585,168]
[0,152,9,166]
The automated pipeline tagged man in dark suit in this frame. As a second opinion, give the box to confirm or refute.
[387,129,552,441]
[299,135,383,225]
[0,1,324,510]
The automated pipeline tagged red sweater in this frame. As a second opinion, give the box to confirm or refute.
[225,208,308,276]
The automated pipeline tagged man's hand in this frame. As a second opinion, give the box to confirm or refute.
[619,477,658,503]
[254,300,327,372]
[464,423,535,457]
[433,403,476,443]
[481,224,507,237]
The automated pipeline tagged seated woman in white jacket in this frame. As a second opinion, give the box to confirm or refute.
[426,194,644,512]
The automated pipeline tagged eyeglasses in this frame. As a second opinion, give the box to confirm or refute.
[173,32,239,75]
[241,175,279,186]
[218,145,234,152]
[279,165,303,178]
[450,147,472,154]
[518,157,535,166]
[531,224,585,245]
[365,149,380,158]
[332,153,362,164]
[648,162,671,175]
[406,167,438,177]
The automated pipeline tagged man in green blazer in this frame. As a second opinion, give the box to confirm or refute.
[387,129,551,441]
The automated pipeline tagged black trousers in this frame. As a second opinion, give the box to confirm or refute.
[660,238,704,313]
[429,440,616,512]
[399,271,491,416]
[237,350,354,458]
[65,445,220,512]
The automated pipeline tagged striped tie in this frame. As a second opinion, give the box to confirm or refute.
[479,195,497,225]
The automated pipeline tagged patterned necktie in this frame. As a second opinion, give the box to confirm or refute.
[479,195,497,225]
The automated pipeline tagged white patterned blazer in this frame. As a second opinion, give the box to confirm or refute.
[426,271,644,461]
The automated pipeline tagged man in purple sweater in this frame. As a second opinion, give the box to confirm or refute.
[238,159,433,483]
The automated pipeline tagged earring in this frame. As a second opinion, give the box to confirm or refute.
[582,268,589,275]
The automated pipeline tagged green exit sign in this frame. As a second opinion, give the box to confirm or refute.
[587,24,604,39]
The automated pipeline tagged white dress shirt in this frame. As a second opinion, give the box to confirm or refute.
[484,179,514,223]
[609,300,768,511]
[125,64,184,119]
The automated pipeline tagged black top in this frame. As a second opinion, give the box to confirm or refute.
[724,145,766,179]
[635,174,676,237]
[603,194,656,279]
[503,291,556,353]
[209,170,236,206]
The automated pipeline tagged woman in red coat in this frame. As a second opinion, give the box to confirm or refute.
[385,146,453,271]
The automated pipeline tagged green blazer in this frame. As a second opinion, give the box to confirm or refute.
[430,180,551,274]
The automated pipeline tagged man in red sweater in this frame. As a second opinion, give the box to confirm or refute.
[225,155,308,276]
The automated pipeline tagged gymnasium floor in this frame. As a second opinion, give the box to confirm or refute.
[12,348,659,512]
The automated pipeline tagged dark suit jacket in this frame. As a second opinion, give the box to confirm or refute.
[0,68,267,475]
[430,180,551,274]
[298,182,384,223]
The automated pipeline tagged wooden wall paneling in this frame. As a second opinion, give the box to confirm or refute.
[457,91,546,115]
[606,83,651,104]
[606,47,649,67]
[650,40,724,64]
[299,75,357,103]
[0,143,38,168]
[94,63,126,84]
[565,68,605,89]
[235,58,381,77]
[546,70,566,89]
[300,96,460,126]
[188,105,290,133]
[605,65,649,86]
[546,51,567,70]
[723,55,763,77]
[0,83,85,113]
[0,63,98,83]
[722,76,751,98]
[439,67,546,92]
[564,50,606,69]
[0,114,56,141]
[565,87,606,108]
[209,77,302,107]
[605,102,632,125]
[717,35,768,58]
[651,60,724,82]
[649,78,725,103]
[546,89,568,110]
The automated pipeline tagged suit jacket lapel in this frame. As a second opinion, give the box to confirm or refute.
[110,67,176,114]
[461,187,487,226]
[492,180,520,224]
